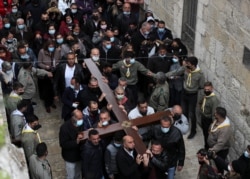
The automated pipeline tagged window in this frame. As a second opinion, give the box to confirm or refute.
[181,0,198,53]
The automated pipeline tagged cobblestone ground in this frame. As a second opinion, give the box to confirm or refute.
[34,96,203,179]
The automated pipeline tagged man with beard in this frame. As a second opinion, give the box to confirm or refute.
[53,52,85,99]
[128,98,155,137]
[81,129,104,179]
[77,77,106,110]
[82,100,100,130]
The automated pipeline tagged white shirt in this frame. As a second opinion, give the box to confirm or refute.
[65,64,75,88]
[128,106,155,135]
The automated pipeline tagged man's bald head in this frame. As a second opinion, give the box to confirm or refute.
[123,135,135,151]
[172,105,182,114]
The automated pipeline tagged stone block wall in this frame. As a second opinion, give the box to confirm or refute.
[0,88,29,178]
[145,0,250,159]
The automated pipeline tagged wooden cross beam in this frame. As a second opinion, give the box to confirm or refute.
[84,58,170,154]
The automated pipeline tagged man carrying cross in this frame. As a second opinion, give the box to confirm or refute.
[142,115,185,179]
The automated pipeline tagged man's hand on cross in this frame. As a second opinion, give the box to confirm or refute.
[136,154,143,165]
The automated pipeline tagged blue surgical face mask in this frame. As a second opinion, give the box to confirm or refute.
[244,151,250,158]
[158,28,165,32]
[48,47,55,52]
[76,119,83,127]
[4,23,10,29]
[12,8,18,13]
[71,9,77,14]
[172,57,179,63]
[123,11,131,15]
[161,127,170,133]
[20,54,29,59]
[48,29,56,35]
[18,24,25,30]
[130,58,135,64]
[159,54,166,58]
[92,56,99,62]
[144,31,150,35]
[106,44,112,49]
[114,143,121,147]
[57,38,64,44]
[110,37,115,42]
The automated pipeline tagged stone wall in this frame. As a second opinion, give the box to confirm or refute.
[0,88,29,178]
[145,0,250,159]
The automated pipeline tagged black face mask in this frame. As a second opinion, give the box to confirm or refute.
[173,114,181,121]
[140,111,147,116]
[18,92,24,95]
[90,110,98,116]
[204,91,212,96]
[104,72,112,77]
[186,65,192,70]
[75,49,80,55]
[89,87,99,93]
[127,148,133,152]
[198,161,205,165]
[92,15,99,21]
[153,153,161,158]
[33,124,42,130]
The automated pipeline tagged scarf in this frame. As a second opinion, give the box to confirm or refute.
[210,117,230,133]
[186,68,200,87]
[123,60,131,77]
[201,93,215,112]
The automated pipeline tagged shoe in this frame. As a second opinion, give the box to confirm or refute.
[46,107,51,113]
[187,132,196,139]
[51,104,57,109]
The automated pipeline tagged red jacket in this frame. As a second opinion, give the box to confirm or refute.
[0,0,12,17]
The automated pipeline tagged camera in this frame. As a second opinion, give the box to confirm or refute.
[198,149,214,159]
[207,150,214,159]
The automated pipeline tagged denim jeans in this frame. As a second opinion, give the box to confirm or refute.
[65,161,81,179]
[167,167,176,179]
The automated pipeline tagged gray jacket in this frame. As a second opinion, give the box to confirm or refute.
[18,67,49,99]
[29,154,52,179]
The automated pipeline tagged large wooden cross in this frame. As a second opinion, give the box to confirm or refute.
[83,58,170,154]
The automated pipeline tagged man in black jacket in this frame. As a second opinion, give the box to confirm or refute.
[116,135,150,179]
[61,76,83,121]
[77,77,106,110]
[146,140,169,179]
[59,109,85,179]
[54,52,85,99]
[142,116,185,179]
[81,129,104,179]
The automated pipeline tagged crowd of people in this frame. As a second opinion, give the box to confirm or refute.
[0,0,249,179]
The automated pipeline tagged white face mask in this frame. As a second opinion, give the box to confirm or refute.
[6,70,13,75]
[92,56,99,62]
[102,121,109,126]
[116,94,124,100]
